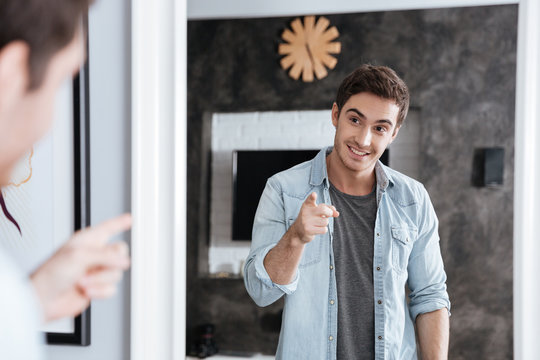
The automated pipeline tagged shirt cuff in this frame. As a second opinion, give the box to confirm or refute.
[410,299,451,321]
[253,244,299,294]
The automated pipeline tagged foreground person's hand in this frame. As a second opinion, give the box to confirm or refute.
[30,214,132,322]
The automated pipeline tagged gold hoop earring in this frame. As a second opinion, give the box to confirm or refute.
[8,148,34,187]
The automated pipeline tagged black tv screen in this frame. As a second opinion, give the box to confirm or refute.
[231,148,389,241]
[232,150,319,241]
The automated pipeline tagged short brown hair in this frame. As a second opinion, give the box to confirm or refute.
[0,0,91,89]
[335,64,410,127]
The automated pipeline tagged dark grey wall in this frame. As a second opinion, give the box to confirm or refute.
[187,5,517,358]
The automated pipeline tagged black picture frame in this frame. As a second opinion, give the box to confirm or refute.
[46,16,91,346]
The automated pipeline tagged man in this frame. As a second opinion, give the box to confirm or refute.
[244,65,450,359]
[0,0,131,358]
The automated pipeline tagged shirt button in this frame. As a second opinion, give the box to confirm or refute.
[377,232,380,237]
[378,335,383,340]
[330,265,334,270]
[329,336,334,341]
[376,266,381,271]
[377,300,382,305]
[330,300,335,305]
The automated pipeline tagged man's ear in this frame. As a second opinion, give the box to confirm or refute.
[331,102,339,128]
[389,124,401,145]
[0,41,30,112]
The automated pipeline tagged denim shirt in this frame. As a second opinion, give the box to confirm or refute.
[244,147,451,360]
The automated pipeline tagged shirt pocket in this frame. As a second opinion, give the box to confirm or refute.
[391,226,416,273]
[286,217,322,268]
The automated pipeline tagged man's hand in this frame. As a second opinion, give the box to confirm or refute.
[291,192,339,244]
[30,214,132,322]
[263,192,338,285]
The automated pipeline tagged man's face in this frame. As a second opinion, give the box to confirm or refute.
[0,32,84,186]
[331,92,400,175]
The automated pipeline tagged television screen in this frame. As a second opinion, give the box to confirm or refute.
[231,148,389,241]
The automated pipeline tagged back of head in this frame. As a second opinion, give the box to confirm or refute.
[0,0,92,90]
[335,64,410,127]
[0,0,92,186]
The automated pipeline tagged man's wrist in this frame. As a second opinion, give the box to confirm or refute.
[285,224,308,248]
[29,270,53,321]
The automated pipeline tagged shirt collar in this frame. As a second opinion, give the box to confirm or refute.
[310,146,394,190]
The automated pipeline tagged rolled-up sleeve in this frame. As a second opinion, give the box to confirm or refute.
[244,177,299,307]
[407,185,451,321]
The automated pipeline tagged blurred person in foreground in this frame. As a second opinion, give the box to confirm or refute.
[0,0,131,358]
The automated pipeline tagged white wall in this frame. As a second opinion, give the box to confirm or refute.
[46,0,132,359]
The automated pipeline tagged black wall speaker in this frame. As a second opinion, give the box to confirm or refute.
[472,147,505,187]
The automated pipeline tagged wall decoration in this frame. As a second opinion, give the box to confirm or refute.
[0,19,91,346]
[278,16,341,82]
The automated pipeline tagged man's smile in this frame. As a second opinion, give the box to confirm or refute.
[347,144,371,159]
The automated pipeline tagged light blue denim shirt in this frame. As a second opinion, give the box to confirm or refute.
[244,147,451,360]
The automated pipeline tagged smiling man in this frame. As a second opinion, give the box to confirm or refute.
[244,65,450,360]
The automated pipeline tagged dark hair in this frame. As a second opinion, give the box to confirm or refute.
[335,64,410,127]
[0,0,91,89]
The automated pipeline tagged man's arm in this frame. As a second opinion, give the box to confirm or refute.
[262,227,305,285]
[244,180,337,306]
[407,185,451,357]
[416,308,449,360]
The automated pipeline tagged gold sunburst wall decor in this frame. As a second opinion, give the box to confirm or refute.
[278,16,341,82]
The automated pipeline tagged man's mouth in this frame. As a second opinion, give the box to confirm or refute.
[348,145,370,157]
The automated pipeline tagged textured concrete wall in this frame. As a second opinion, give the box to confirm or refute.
[187,5,517,357]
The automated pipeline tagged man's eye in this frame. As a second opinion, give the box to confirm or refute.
[376,126,386,132]
[350,118,359,124]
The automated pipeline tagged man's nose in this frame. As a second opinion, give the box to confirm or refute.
[355,127,372,148]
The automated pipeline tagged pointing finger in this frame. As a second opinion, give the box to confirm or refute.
[95,213,132,239]
[77,213,132,246]
[304,192,318,206]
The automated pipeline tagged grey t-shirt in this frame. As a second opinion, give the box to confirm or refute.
[329,182,377,360]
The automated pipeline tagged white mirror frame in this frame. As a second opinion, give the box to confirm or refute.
[514,0,540,358]
[131,0,186,359]
[131,0,540,359]
[188,0,518,20]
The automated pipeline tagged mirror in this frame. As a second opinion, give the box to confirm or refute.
[186,4,517,358]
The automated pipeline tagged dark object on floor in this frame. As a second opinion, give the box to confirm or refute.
[189,323,218,358]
